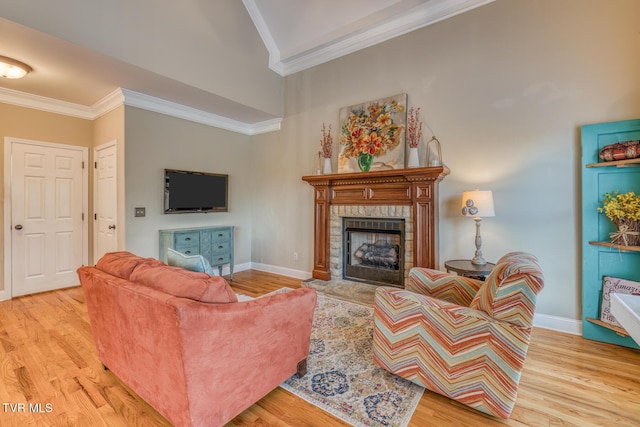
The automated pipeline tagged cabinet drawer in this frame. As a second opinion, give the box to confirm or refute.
[211,229,231,243]
[174,231,200,246]
[211,241,231,255]
[174,232,200,253]
[210,253,231,265]
[175,245,200,256]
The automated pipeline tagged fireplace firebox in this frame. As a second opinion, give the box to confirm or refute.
[343,217,405,287]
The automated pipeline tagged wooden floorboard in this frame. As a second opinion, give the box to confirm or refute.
[0,269,639,426]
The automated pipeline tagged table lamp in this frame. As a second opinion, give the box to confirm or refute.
[461,189,495,265]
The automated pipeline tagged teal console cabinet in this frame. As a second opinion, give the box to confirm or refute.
[581,119,640,349]
[159,226,234,279]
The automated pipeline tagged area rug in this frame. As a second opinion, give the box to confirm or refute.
[302,278,380,307]
[281,293,424,427]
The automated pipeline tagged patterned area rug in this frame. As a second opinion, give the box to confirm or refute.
[281,294,424,427]
[302,278,380,307]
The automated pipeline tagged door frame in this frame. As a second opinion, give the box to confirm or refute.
[93,139,118,264]
[2,137,89,301]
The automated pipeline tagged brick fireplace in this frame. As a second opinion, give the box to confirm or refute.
[302,167,448,285]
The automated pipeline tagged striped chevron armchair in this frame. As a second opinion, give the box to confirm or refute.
[372,252,544,418]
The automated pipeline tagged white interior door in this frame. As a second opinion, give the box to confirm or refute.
[94,141,118,263]
[8,139,87,297]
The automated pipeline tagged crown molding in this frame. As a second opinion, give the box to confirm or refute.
[0,87,281,135]
[119,89,281,135]
[0,86,95,119]
[244,0,494,76]
[92,88,125,118]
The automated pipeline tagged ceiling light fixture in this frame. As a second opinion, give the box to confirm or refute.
[0,55,32,79]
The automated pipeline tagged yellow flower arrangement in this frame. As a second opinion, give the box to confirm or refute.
[598,191,640,246]
[598,191,640,221]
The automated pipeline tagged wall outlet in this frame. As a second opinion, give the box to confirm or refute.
[293,252,298,261]
[134,207,146,217]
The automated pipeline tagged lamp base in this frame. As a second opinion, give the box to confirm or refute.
[471,255,488,265]
[471,217,487,265]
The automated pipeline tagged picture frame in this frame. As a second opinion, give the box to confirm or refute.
[338,93,407,173]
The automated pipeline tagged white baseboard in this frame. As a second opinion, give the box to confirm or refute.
[0,289,8,302]
[533,313,582,335]
[250,262,313,280]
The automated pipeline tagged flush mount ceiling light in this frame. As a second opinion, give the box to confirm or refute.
[0,55,32,79]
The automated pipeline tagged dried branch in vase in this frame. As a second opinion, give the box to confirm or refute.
[320,123,333,158]
[407,107,423,149]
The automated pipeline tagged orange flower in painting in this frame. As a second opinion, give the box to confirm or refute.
[339,99,404,159]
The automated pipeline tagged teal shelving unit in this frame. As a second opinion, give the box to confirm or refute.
[581,118,640,349]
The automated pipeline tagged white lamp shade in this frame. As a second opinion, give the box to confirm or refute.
[461,190,495,218]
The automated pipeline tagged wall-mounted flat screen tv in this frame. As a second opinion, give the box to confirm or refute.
[164,169,228,213]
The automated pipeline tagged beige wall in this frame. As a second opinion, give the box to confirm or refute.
[0,103,93,291]
[250,0,640,320]
[123,107,253,266]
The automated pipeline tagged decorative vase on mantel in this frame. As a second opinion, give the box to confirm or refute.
[407,146,419,168]
[358,152,374,172]
[323,157,332,174]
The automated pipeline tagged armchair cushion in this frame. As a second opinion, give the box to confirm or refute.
[470,252,544,328]
[407,267,483,306]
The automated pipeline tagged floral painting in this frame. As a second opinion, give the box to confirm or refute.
[338,93,407,173]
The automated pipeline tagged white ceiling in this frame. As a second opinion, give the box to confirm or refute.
[244,0,494,76]
[0,0,492,134]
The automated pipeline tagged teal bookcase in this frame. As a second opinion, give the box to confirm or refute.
[581,118,640,349]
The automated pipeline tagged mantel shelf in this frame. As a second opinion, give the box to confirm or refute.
[588,241,640,252]
[586,158,640,168]
[302,166,450,186]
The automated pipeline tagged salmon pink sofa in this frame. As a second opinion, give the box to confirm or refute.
[77,251,317,427]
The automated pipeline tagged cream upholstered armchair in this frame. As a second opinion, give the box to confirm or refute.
[372,252,544,418]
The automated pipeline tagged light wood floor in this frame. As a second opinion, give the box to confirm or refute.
[1,270,639,426]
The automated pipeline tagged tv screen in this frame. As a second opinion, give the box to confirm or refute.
[164,169,228,213]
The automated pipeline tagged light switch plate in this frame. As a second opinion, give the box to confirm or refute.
[134,207,146,217]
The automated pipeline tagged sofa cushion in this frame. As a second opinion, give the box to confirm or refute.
[130,263,237,304]
[166,247,218,276]
[96,251,162,280]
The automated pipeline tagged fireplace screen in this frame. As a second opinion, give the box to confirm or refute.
[343,218,404,287]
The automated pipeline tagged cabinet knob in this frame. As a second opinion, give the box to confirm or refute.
[218,245,223,249]
[185,237,191,241]
[185,250,191,254]
[218,257,224,261]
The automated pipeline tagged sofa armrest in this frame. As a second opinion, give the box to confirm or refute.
[407,267,483,306]
[175,287,317,426]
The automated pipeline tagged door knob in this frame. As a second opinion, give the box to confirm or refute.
[14,224,23,230]
[108,224,116,230]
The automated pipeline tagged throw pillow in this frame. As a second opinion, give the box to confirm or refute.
[166,247,217,276]
[130,263,237,304]
[96,251,160,280]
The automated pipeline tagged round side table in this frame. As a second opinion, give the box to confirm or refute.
[444,259,495,281]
